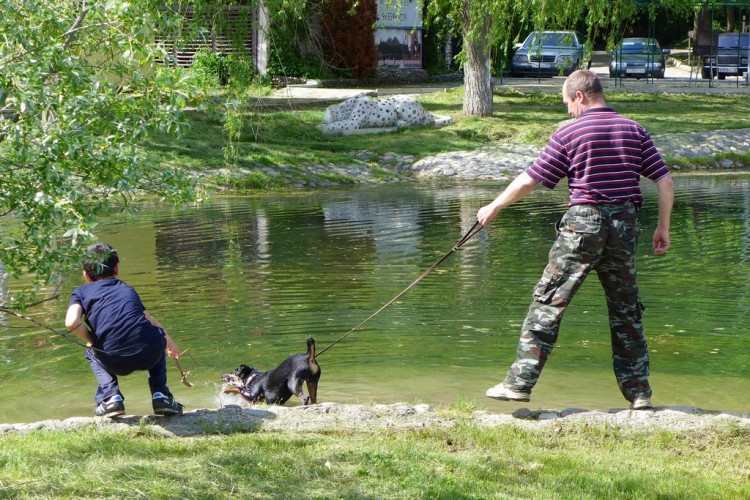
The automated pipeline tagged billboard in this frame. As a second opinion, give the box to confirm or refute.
[377,0,421,29]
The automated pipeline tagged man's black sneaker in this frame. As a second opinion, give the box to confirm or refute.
[94,395,125,418]
[152,392,184,415]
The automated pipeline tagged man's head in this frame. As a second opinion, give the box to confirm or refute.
[83,242,119,281]
[562,70,606,118]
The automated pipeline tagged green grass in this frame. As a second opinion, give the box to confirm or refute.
[143,87,750,190]
[1,421,749,499]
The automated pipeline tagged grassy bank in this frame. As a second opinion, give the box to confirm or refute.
[1,419,749,499]
[144,88,750,189]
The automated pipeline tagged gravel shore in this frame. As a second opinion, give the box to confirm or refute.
[411,128,750,181]
[3,402,749,436]
[246,128,750,188]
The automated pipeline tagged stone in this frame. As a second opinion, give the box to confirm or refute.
[538,412,559,420]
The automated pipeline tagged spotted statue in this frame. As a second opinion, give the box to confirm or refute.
[316,95,447,134]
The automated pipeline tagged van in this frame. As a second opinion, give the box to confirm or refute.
[702,33,750,79]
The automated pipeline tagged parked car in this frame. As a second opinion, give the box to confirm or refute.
[609,37,670,79]
[702,33,749,79]
[511,31,585,77]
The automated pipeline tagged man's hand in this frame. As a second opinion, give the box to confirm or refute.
[653,175,673,255]
[476,172,539,227]
[653,227,671,255]
[477,203,501,227]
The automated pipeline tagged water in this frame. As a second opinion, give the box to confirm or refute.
[1,175,749,423]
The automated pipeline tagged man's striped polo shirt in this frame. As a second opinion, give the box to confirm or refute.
[527,107,670,207]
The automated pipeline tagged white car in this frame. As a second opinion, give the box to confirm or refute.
[512,31,586,77]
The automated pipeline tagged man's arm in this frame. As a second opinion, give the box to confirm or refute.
[477,171,539,226]
[65,303,94,346]
[653,174,674,255]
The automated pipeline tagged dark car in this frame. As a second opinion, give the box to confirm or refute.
[511,31,585,77]
[609,37,670,79]
[702,33,749,79]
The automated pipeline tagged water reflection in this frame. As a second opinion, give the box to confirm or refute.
[0,176,749,422]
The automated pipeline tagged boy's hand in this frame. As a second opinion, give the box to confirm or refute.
[165,335,180,360]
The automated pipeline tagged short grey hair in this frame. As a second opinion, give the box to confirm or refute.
[564,70,603,100]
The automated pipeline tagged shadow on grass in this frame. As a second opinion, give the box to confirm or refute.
[124,405,276,436]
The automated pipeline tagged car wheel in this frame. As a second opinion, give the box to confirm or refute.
[718,73,726,80]
[701,68,711,79]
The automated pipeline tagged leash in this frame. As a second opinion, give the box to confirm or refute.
[2,297,139,356]
[0,305,100,352]
[3,305,196,387]
[316,220,484,358]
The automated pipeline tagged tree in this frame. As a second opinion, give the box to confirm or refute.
[460,0,494,116]
[320,0,378,80]
[0,1,200,311]
[428,0,588,116]
[427,0,698,117]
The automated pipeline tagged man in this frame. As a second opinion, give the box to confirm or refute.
[477,70,674,410]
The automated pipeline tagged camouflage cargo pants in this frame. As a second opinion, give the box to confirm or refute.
[503,202,651,403]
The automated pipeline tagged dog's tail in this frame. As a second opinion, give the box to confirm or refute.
[306,336,320,404]
[306,336,317,360]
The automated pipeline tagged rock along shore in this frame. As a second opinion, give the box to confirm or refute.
[242,128,750,188]
[410,128,750,182]
[2,403,749,437]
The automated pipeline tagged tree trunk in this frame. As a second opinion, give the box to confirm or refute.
[444,22,453,67]
[461,1,493,116]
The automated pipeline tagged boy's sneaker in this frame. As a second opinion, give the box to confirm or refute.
[94,395,125,418]
[152,392,184,416]
[485,383,531,402]
[631,396,653,410]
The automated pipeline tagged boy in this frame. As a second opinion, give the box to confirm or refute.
[65,242,184,417]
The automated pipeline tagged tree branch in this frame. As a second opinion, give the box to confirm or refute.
[63,7,90,50]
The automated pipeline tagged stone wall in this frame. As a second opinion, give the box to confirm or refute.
[319,68,462,87]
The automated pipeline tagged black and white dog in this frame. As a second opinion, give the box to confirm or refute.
[222,337,321,405]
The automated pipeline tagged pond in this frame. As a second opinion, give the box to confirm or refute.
[1,175,749,423]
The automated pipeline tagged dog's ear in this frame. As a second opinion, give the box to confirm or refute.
[235,364,251,375]
[238,365,259,380]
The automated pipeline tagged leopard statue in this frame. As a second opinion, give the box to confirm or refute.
[317,95,439,134]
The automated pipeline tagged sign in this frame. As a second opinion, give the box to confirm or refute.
[375,0,423,69]
[376,0,421,29]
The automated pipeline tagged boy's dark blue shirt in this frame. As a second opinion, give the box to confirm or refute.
[69,278,162,352]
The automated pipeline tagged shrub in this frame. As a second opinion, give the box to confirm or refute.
[320,0,378,81]
[190,50,229,87]
[189,50,258,88]
[226,54,257,87]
